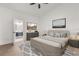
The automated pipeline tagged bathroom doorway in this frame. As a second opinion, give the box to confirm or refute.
[13,18,23,42]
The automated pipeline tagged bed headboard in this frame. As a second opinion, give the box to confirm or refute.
[48,30,70,38]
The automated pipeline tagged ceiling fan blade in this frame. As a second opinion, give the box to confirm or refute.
[43,3,48,4]
[30,3,36,5]
[38,4,41,9]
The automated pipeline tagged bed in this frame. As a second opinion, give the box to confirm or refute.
[31,30,70,56]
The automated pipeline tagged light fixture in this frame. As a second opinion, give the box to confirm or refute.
[30,3,48,9]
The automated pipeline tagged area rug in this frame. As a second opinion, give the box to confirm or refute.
[63,46,79,56]
[18,41,43,56]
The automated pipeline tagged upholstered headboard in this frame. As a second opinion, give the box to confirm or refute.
[48,30,70,38]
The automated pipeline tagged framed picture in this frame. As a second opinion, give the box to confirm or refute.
[52,18,66,28]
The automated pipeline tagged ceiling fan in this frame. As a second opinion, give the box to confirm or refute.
[30,3,48,9]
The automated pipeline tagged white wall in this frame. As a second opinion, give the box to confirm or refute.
[0,7,27,45]
[38,4,79,35]
[0,7,14,45]
[0,6,39,45]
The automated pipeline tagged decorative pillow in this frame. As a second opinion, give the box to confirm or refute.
[53,33,60,37]
[48,30,54,37]
[60,33,68,38]
[47,30,70,38]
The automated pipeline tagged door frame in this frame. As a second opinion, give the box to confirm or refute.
[13,17,25,42]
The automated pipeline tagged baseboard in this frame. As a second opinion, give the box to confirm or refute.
[0,43,14,47]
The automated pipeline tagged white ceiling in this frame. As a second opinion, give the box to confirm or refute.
[0,3,61,17]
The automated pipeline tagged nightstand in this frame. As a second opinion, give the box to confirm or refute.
[68,35,79,48]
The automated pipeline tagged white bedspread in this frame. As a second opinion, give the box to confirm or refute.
[31,37,62,48]
[39,36,68,48]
